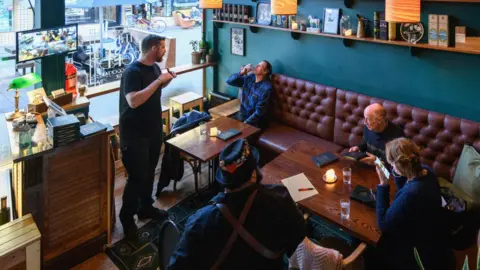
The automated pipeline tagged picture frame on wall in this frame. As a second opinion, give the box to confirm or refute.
[256,2,272,26]
[231,27,245,56]
[323,8,340,34]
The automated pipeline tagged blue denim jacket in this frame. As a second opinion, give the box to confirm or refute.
[226,73,272,128]
[167,184,306,270]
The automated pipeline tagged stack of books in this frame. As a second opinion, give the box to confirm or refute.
[47,115,80,148]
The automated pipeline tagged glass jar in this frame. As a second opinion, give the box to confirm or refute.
[77,69,88,97]
[340,15,351,36]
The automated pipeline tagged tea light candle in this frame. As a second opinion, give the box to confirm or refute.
[324,169,337,183]
[209,127,218,137]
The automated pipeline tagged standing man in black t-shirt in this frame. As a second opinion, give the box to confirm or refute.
[119,34,176,238]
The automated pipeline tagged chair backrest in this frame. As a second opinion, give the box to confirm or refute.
[158,220,181,269]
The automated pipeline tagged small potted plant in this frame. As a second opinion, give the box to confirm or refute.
[199,40,207,62]
[190,40,201,65]
[206,48,214,63]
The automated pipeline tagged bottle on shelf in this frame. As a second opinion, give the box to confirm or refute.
[229,4,233,21]
[233,5,237,22]
[374,12,380,40]
[243,6,250,23]
[221,4,226,20]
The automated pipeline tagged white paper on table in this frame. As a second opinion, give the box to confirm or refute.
[281,173,318,202]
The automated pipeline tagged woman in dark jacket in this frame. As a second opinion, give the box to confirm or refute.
[375,137,455,270]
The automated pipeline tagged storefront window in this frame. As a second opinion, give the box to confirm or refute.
[0,0,34,115]
[0,0,13,32]
[67,1,204,101]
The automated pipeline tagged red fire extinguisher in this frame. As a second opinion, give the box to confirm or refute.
[65,63,77,99]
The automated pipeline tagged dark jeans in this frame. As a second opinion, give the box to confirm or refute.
[120,137,161,227]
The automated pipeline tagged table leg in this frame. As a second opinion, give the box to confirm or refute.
[179,105,184,117]
[165,113,170,134]
[199,99,204,112]
[193,159,199,192]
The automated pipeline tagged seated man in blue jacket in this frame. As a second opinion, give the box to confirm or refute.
[167,139,306,270]
[226,60,273,128]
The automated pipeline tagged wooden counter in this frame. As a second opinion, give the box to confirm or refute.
[6,114,114,270]
[84,62,216,98]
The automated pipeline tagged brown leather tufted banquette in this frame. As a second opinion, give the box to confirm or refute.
[257,74,480,181]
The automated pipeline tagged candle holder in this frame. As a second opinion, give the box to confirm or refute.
[323,174,338,183]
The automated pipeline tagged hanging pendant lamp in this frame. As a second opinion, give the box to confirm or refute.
[199,0,222,9]
[385,0,420,22]
[271,0,297,15]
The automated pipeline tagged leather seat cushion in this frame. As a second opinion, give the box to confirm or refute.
[334,89,480,180]
[271,74,337,141]
[258,122,343,155]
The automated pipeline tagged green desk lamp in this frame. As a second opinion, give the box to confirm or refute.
[6,73,42,121]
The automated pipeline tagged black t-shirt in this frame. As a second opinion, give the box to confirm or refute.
[119,61,162,141]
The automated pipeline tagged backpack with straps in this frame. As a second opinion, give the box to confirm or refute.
[211,189,284,270]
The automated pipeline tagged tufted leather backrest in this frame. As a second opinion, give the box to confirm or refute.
[334,89,480,180]
[271,74,337,141]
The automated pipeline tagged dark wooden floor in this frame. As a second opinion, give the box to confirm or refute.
[72,162,210,270]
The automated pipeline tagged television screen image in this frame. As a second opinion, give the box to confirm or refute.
[16,24,78,63]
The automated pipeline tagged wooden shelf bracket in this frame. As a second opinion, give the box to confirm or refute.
[344,0,353,8]
[249,25,260,33]
[291,32,301,40]
[343,39,354,47]
[410,46,421,56]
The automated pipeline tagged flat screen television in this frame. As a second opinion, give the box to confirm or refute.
[16,24,78,63]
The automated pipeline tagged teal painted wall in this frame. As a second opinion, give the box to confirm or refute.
[205,1,480,122]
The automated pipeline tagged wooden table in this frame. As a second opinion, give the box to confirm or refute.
[169,92,203,118]
[208,99,240,119]
[0,214,41,270]
[262,140,392,245]
[166,117,260,191]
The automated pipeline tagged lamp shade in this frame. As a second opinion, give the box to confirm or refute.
[385,0,420,23]
[8,73,42,91]
[271,0,297,15]
[199,0,222,9]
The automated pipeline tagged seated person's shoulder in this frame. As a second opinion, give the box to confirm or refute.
[259,184,295,204]
[184,204,219,230]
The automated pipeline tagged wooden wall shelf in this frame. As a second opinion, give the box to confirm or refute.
[422,0,480,2]
[213,20,480,56]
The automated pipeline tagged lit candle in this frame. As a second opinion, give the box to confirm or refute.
[209,127,218,137]
[291,22,298,30]
[325,169,336,183]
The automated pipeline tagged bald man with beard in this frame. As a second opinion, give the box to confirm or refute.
[349,103,405,166]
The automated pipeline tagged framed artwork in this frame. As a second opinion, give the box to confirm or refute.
[256,2,272,25]
[323,8,340,34]
[231,27,245,56]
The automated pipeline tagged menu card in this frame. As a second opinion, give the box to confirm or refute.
[281,173,318,202]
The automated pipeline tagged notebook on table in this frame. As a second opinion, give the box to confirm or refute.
[216,128,242,141]
[311,152,338,167]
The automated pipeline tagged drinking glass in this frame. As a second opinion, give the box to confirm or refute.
[343,167,352,185]
[340,198,350,219]
[199,122,207,135]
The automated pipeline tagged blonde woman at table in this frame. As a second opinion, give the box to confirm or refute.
[374,137,455,270]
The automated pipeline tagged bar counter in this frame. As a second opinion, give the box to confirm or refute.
[3,112,114,270]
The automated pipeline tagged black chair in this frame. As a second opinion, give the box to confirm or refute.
[157,220,181,269]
